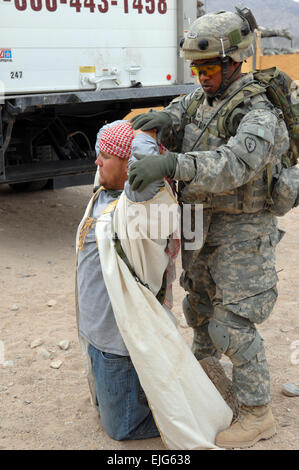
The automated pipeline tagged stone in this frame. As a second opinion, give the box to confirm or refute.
[36,348,51,361]
[58,340,70,351]
[10,304,19,311]
[282,383,299,397]
[50,360,63,369]
[47,299,57,307]
[30,338,43,349]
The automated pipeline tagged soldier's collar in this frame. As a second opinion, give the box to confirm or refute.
[213,73,254,103]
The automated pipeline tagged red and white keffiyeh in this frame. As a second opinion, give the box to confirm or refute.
[99,121,134,160]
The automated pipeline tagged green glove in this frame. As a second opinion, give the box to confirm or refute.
[131,111,172,132]
[128,152,178,192]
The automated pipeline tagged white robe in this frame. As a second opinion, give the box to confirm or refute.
[76,183,232,450]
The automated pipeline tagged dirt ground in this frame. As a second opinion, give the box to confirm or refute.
[0,182,298,451]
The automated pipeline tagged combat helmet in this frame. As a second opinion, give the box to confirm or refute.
[182,6,257,63]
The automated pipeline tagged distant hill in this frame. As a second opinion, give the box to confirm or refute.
[205,0,299,48]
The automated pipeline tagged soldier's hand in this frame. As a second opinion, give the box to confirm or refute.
[131,111,172,132]
[128,152,177,192]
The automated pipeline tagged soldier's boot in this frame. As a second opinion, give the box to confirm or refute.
[215,404,276,449]
[199,356,239,422]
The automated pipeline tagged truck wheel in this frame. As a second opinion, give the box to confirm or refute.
[9,180,50,192]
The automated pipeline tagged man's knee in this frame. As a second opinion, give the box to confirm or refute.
[104,425,129,441]
[182,295,212,328]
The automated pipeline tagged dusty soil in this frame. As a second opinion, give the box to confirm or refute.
[0,183,298,451]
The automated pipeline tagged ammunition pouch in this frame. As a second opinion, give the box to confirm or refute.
[269,165,299,216]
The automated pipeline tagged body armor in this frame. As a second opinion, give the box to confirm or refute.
[179,89,284,214]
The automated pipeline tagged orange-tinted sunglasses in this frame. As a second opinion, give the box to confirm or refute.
[191,63,222,77]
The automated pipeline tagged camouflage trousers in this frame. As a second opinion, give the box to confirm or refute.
[180,233,280,406]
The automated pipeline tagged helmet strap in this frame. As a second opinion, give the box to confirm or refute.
[212,59,242,99]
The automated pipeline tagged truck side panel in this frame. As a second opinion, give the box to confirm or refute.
[1,0,178,94]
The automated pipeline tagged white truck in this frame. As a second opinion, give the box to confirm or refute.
[0,0,197,190]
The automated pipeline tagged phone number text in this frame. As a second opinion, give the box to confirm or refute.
[11,0,168,14]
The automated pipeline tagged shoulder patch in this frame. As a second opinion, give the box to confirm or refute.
[245,136,257,153]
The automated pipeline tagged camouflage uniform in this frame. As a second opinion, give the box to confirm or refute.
[161,72,289,406]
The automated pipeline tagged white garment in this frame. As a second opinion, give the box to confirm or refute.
[87,184,233,450]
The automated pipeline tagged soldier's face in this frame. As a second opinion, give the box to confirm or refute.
[191,59,223,94]
[191,59,239,95]
[95,151,128,190]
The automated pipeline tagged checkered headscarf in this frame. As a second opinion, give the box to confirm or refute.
[98,121,134,160]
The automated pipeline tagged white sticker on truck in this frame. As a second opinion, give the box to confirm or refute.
[0,48,12,62]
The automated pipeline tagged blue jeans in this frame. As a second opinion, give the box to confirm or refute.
[88,343,160,441]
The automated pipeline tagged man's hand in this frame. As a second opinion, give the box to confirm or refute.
[128,152,178,192]
[131,111,172,132]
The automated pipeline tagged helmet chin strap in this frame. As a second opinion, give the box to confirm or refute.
[207,60,242,99]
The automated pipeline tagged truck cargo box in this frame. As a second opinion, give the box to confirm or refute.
[1,0,180,94]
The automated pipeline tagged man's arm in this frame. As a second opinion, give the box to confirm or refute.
[129,109,289,193]
[124,130,164,202]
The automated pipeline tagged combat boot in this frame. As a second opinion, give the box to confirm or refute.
[199,357,239,422]
[215,404,276,449]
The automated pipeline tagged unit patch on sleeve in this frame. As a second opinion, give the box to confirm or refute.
[245,136,257,153]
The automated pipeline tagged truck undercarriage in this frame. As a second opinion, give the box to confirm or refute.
[0,84,196,190]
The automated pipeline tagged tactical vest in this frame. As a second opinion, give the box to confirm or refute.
[179,82,287,215]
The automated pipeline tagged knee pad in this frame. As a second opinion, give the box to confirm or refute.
[208,316,264,366]
[208,319,230,354]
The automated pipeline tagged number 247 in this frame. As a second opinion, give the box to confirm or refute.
[10,71,23,79]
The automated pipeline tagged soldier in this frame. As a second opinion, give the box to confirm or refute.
[129,8,290,448]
